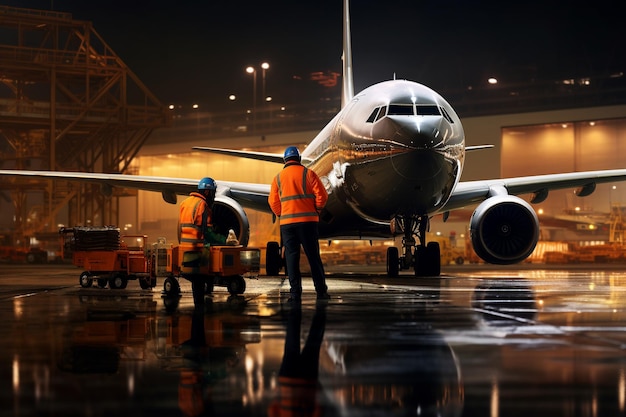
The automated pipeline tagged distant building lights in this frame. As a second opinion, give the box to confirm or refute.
[168,104,175,110]
[488,77,498,85]
[229,95,236,101]
[192,103,199,109]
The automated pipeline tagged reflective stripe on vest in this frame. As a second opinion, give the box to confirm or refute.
[180,198,204,246]
[276,166,319,222]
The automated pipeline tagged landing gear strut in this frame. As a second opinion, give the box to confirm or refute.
[386,215,440,277]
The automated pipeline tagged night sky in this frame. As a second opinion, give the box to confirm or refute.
[1,0,624,111]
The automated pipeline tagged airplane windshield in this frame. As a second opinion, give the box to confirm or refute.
[388,104,413,115]
[387,104,442,116]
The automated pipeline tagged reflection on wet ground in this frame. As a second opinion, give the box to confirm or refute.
[4,264,626,416]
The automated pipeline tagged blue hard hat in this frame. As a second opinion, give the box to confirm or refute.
[283,146,301,162]
[198,177,217,191]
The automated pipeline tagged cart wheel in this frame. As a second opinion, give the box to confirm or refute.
[79,272,93,288]
[97,279,108,288]
[204,279,214,295]
[163,276,180,296]
[227,275,246,295]
[139,277,152,290]
[109,273,128,290]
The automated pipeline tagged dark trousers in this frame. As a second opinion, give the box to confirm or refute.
[281,221,327,297]
[280,304,326,378]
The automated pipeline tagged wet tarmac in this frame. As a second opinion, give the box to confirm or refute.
[3,263,626,416]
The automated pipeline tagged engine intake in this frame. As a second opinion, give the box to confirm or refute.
[470,195,539,264]
[211,196,250,246]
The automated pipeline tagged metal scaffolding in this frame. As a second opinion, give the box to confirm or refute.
[0,6,169,244]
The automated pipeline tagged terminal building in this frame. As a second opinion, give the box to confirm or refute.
[1,6,626,263]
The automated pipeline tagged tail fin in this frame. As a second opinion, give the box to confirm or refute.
[341,0,354,108]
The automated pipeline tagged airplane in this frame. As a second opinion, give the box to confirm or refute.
[3,0,626,277]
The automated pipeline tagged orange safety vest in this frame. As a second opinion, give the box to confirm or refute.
[269,162,328,225]
[178,192,211,250]
[268,376,320,417]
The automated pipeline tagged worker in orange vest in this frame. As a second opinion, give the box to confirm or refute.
[268,146,330,302]
[178,177,226,306]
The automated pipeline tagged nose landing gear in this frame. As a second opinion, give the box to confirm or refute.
[387,215,440,277]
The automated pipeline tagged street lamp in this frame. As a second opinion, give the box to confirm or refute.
[246,66,257,132]
[261,62,270,104]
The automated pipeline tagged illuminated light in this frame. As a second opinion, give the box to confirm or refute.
[192,103,199,109]
[14,299,23,318]
[246,66,255,74]
[617,368,626,412]
[265,96,272,102]
[488,77,498,84]
[13,355,19,393]
[538,208,544,215]
[490,376,499,417]
[168,104,175,110]
[589,121,596,126]
[229,94,236,101]
[575,207,581,212]
[562,124,568,128]
[280,106,286,111]
[261,62,269,70]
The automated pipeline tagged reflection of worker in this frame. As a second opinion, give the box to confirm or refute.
[269,303,327,417]
[268,146,330,302]
[178,177,226,306]
[178,311,209,417]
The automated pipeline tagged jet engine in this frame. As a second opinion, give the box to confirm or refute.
[469,195,539,265]
[211,196,250,246]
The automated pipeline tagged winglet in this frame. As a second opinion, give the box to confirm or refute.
[341,0,354,108]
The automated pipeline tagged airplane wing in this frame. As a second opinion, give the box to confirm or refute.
[445,169,626,211]
[191,146,313,165]
[0,170,272,212]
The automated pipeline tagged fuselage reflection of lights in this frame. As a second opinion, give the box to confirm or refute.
[14,298,23,319]
[13,355,19,393]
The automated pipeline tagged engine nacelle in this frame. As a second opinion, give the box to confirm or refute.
[469,195,539,265]
[212,196,250,246]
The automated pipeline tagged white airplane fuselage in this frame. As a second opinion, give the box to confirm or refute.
[302,80,465,239]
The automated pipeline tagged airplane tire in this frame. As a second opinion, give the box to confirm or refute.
[266,241,281,276]
[426,242,441,276]
[414,246,427,277]
[387,247,399,277]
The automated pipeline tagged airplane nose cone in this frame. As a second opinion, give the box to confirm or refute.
[384,115,445,150]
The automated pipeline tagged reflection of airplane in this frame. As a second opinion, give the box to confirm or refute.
[4,0,626,277]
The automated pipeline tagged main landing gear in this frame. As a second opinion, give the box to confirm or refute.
[387,215,440,278]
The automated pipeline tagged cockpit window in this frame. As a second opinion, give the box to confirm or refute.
[367,104,447,123]
[416,105,440,115]
[388,104,414,115]
[366,108,380,123]
[440,106,454,123]
[376,106,387,121]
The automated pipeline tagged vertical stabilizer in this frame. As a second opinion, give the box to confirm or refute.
[341,0,354,108]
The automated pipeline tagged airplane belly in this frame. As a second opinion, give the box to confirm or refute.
[342,150,457,221]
